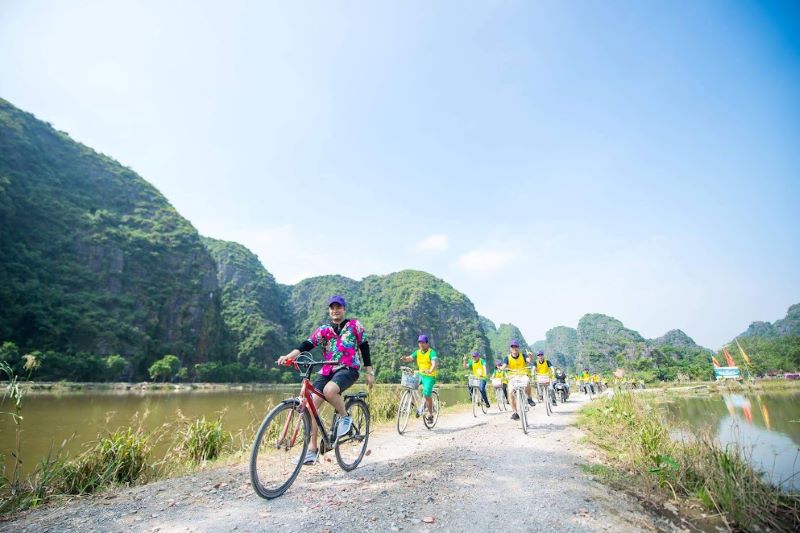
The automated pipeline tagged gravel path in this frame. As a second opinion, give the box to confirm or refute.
[4,393,683,532]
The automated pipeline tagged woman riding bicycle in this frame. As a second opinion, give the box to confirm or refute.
[278,295,374,465]
[399,334,437,423]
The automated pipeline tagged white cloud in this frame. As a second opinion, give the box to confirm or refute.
[456,248,518,272]
[415,234,449,252]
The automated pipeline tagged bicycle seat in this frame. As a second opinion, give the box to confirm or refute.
[344,391,368,400]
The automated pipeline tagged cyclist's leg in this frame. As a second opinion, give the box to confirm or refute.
[310,373,335,453]
[479,379,490,406]
[421,375,435,415]
[323,367,359,416]
[502,383,508,401]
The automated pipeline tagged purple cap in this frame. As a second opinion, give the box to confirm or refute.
[418,334,429,343]
[537,350,544,356]
[327,295,346,307]
[472,351,480,357]
[509,339,520,347]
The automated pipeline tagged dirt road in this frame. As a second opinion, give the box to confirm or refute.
[6,393,681,532]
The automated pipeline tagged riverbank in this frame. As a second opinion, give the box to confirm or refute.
[4,396,684,532]
[578,390,800,532]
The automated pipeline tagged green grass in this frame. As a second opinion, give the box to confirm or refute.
[578,391,800,532]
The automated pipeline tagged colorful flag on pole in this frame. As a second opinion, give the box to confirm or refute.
[723,346,736,367]
[711,356,721,367]
[735,339,752,366]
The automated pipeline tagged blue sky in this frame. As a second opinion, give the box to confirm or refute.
[1,0,798,348]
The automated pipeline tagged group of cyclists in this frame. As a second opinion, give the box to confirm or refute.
[277,294,604,465]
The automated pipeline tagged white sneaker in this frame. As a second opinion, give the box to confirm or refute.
[294,450,318,465]
[336,416,352,438]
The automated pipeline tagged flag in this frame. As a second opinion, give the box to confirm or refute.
[711,356,721,367]
[735,339,753,366]
[723,346,736,367]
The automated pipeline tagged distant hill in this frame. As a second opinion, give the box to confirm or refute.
[479,316,531,364]
[731,304,800,374]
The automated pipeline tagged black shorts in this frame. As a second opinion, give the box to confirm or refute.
[312,366,359,394]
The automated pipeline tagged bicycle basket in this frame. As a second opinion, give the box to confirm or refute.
[401,373,420,389]
[536,374,551,385]
[491,378,503,388]
[468,376,483,388]
[509,375,529,389]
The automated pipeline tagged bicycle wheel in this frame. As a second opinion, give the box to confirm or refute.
[422,391,440,429]
[494,387,504,412]
[472,388,479,418]
[250,400,309,500]
[396,390,412,435]
[545,388,552,416]
[480,386,488,414]
[516,389,528,434]
[335,398,370,471]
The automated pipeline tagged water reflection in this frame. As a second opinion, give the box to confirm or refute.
[666,392,800,491]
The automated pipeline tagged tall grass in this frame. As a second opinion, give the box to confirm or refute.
[579,391,800,532]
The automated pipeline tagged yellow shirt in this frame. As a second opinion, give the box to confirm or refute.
[534,359,553,376]
[469,358,487,378]
[506,353,527,374]
[415,349,437,377]
[491,369,508,384]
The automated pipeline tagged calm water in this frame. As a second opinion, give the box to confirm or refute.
[663,392,800,491]
[0,385,470,476]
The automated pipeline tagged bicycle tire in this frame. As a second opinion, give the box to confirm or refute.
[545,388,552,416]
[396,390,412,435]
[250,400,309,500]
[480,387,488,414]
[422,390,440,429]
[335,398,370,471]
[517,389,528,434]
[472,388,478,418]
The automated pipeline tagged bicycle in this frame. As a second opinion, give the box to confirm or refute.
[468,375,488,417]
[396,367,440,434]
[508,373,530,434]
[535,375,554,416]
[491,377,508,411]
[250,353,370,500]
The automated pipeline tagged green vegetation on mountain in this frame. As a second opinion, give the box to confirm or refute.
[0,98,224,380]
[202,237,291,366]
[727,304,800,375]
[543,326,578,370]
[479,316,530,365]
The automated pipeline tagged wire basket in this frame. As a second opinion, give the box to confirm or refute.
[491,378,503,388]
[401,373,420,389]
[509,375,529,390]
[468,376,483,388]
[536,374,551,385]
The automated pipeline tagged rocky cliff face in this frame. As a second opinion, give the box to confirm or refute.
[202,237,292,365]
[544,326,578,369]
[0,98,224,375]
[479,316,531,363]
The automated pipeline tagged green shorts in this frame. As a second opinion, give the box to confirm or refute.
[420,375,436,397]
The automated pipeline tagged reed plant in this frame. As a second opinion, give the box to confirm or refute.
[179,415,232,463]
[579,391,800,532]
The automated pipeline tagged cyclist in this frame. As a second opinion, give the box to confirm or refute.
[462,351,491,408]
[501,339,534,420]
[533,351,556,405]
[399,334,437,423]
[581,368,593,394]
[490,360,509,402]
[278,295,374,465]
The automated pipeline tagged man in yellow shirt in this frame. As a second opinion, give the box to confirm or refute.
[500,339,535,420]
[399,334,437,423]
[532,351,556,406]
